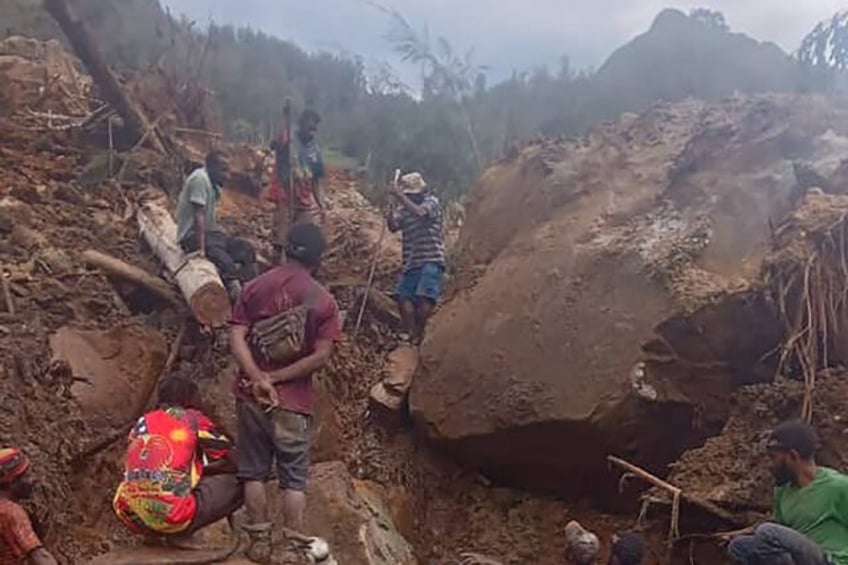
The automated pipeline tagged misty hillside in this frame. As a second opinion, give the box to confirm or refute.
[0,1,825,202]
[592,9,804,114]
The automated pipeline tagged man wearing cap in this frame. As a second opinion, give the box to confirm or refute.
[230,223,342,562]
[0,448,57,565]
[728,420,848,564]
[387,172,445,344]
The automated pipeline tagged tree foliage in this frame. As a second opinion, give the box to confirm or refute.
[0,1,825,203]
[689,8,729,32]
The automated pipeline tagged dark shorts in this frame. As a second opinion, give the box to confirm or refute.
[186,473,244,534]
[396,262,444,303]
[236,401,312,492]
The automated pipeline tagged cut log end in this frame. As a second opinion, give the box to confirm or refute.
[190,282,231,328]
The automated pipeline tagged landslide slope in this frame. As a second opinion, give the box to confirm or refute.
[411,94,848,496]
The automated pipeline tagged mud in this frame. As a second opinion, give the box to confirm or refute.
[6,36,848,565]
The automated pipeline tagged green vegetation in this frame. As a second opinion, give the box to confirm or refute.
[0,1,831,202]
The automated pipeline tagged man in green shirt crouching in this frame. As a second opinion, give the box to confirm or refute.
[728,421,848,565]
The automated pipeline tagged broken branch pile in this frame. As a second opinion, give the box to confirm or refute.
[765,193,848,422]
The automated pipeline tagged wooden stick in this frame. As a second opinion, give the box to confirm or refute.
[607,456,745,527]
[173,127,223,138]
[165,322,187,373]
[117,113,166,182]
[81,249,182,307]
[1,267,14,315]
[353,168,400,339]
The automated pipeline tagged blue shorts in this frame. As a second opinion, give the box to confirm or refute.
[396,262,444,303]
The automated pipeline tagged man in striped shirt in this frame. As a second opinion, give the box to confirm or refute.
[387,172,445,344]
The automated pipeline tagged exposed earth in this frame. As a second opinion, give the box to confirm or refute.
[3,34,848,565]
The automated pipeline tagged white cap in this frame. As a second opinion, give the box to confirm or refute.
[400,172,427,194]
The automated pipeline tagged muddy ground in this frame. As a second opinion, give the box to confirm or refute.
[0,109,673,564]
[5,36,848,565]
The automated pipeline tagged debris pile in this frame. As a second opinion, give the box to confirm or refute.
[413,94,848,501]
[1,34,605,565]
[10,24,848,563]
[0,35,91,116]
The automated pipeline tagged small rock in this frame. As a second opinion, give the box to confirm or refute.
[9,224,46,250]
[39,247,73,274]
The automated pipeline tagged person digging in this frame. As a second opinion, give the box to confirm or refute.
[112,375,243,544]
[386,171,445,345]
[728,420,848,564]
[176,149,259,300]
[229,223,342,563]
[0,448,58,565]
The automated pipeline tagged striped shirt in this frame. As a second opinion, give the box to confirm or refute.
[389,194,445,270]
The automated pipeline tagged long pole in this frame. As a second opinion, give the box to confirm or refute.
[284,98,294,227]
[353,168,401,339]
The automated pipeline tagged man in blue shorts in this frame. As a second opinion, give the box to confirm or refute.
[387,172,445,345]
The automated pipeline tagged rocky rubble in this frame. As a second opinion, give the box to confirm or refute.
[0,35,91,116]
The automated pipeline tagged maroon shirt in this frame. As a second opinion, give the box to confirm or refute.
[231,263,342,414]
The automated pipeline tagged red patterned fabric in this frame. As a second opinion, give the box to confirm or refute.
[0,499,41,565]
[0,449,28,487]
[113,407,231,535]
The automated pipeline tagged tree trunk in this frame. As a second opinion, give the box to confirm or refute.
[43,0,165,153]
[137,202,231,327]
[81,249,181,307]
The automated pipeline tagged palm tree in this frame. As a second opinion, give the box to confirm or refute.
[369,2,486,170]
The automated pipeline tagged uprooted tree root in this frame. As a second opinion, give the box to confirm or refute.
[766,196,848,423]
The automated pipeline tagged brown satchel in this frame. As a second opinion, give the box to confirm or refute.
[248,283,319,365]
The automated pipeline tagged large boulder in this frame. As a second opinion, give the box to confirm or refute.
[275,462,418,565]
[411,94,848,496]
[50,324,167,430]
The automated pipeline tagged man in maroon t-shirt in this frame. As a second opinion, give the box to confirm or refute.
[229,223,342,561]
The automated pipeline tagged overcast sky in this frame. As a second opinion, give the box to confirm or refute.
[160,0,845,81]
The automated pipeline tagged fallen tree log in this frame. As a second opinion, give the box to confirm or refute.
[43,0,166,153]
[81,249,181,307]
[137,201,230,327]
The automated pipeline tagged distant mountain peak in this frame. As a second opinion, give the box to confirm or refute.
[651,8,688,31]
[594,8,799,116]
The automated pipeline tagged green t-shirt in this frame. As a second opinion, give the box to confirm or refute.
[774,467,848,564]
[175,167,220,245]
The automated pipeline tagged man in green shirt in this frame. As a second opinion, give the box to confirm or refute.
[728,421,848,564]
[176,150,257,299]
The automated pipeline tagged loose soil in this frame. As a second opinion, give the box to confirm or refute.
[5,37,848,565]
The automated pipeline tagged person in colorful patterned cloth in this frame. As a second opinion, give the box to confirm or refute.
[0,448,57,565]
[113,375,242,540]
